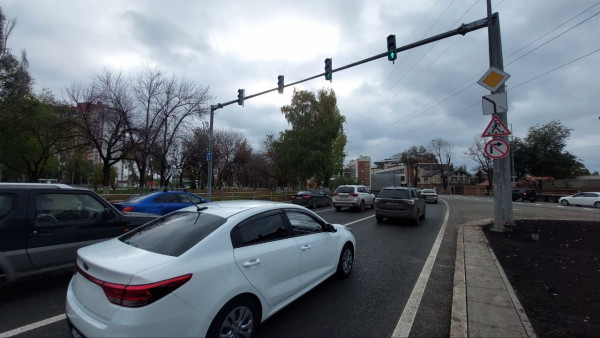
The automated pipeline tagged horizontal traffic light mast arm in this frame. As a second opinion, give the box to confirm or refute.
[336,17,489,73]
[212,16,489,111]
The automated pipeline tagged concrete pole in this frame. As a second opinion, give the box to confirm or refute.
[488,10,514,231]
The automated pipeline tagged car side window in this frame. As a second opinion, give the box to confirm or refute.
[0,194,15,221]
[35,193,105,223]
[232,212,289,247]
[285,210,324,235]
[154,194,178,203]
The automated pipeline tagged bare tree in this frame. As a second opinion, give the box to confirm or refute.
[128,66,212,189]
[464,136,493,192]
[66,69,134,193]
[428,138,453,190]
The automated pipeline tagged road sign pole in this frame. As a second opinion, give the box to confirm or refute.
[488,9,513,232]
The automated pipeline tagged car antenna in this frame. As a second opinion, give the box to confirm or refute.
[184,195,208,212]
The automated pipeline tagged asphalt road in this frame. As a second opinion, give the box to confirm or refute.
[1,196,597,337]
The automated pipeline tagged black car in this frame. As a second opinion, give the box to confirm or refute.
[291,189,332,209]
[0,183,157,283]
[512,188,537,202]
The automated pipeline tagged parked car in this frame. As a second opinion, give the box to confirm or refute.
[291,189,332,209]
[420,188,438,203]
[0,183,157,283]
[113,190,209,215]
[374,186,426,225]
[512,188,537,202]
[332,185,375,212]
[66,201,355,338]
[558,192,600,208]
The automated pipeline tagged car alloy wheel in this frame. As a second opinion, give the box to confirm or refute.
[561,200,569,206]
[336,244,354,278]
[359,201,365,212]
[595,201,600,208]
[208,297,258,338]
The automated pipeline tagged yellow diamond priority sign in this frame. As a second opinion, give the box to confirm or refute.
[478,67,510,92]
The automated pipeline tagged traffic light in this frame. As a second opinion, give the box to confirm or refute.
[324,58,332,81]
[237,89,245,106]
[278,75,284,94]
[387,34,397,62]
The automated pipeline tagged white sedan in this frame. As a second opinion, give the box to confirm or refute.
[66,201,355,338]
[559,192,600,208]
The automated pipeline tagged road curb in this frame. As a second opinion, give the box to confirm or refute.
[450,223,467,337]
[482,227,538,338]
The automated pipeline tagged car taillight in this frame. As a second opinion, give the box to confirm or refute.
[349,193,358,197]
[123,206,134,212]
[291,196,296,200]
[333,193,338,196]
[303,196,311,199]
[75,262,192,307]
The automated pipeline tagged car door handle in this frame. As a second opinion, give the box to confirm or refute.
[301,244,311,251]
[242,259,261,267]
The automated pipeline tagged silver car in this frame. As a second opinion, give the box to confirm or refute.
[420,188,438,203]
[375,187,426,225]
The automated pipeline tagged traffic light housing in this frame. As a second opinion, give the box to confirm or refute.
[237,89,245,106]
[387,34,397,62]
[278,75,284,94]
[324,58,332,81]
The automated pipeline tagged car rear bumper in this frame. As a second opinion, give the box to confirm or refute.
[66,279,207,337]
[375,208,414,219]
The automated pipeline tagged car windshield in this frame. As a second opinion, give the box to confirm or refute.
[119,211,227,256]
[378,189,410,199]
[335,187,355,193]
[422,189,436,194]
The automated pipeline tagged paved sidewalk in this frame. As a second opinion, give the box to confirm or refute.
[450,221,537,337]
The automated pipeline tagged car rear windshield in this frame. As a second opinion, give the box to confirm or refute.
[119,211,227,256]
[378,189,410,199]
[422,189,436,194]
[335,186,355,193]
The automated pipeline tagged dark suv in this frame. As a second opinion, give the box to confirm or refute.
[512,188,537,202]
[374,186,426,225]
[0,183,157,283]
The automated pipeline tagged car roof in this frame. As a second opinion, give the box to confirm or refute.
[0,183,74,190]
[179,200,303,218]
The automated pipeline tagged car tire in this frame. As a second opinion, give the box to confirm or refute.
[376,215,384,223]
[328,199,332,207]
[414,210,420,225]
[358,201,365,212]
[335,206,341,212]
[594,201,600,208]
[421,208,426,219]
[310,199,317,209]
[517,197,523,202]
[206,296,259,338]
[336,243,354,278]
[560,200,569,206]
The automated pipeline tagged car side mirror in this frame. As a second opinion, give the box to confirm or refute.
[101,208,114,221]
[326,223,337,232]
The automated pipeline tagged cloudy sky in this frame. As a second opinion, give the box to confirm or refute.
[4,0,600,174]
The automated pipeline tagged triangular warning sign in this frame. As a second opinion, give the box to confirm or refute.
[482,116,511,137]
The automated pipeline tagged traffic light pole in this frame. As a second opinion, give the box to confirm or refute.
[487,7,513,231]
[204,15,495,200]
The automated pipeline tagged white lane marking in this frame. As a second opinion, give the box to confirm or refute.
[392,199,450,338]
[344,215,374,226]
[0,314,66,338]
